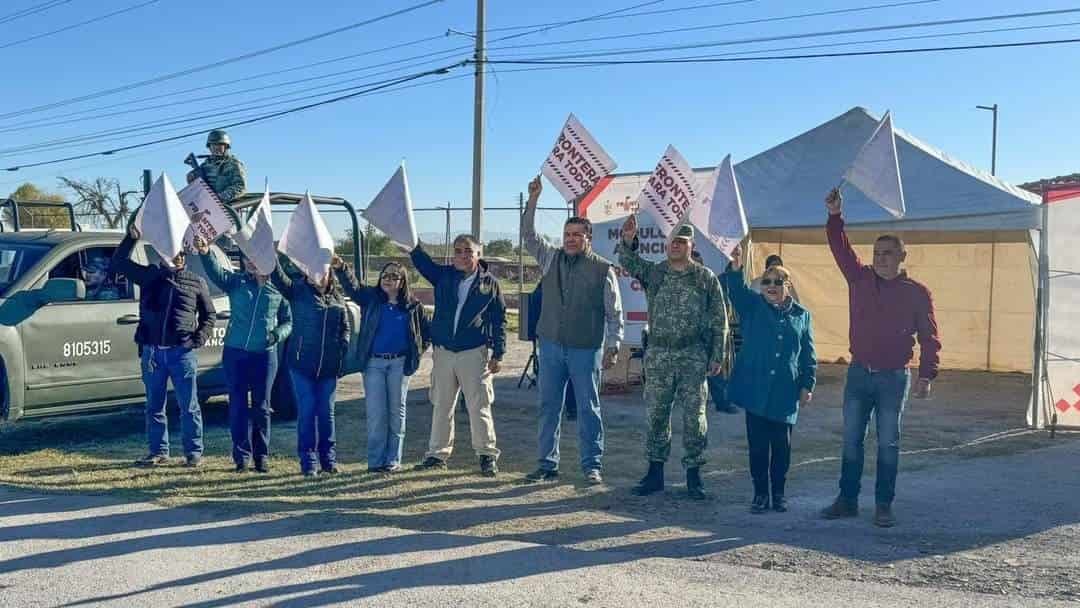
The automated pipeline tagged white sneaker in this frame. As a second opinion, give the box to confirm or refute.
[584,469,603,484]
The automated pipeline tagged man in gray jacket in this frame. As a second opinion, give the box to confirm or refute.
[521,176,623,485]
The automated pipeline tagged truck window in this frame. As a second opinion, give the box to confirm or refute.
[49,246,133,301]
[0,243,51,296]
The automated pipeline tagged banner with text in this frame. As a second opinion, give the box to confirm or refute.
[179,177,239,249]
[540,113,617,203]
[636,145,697,238]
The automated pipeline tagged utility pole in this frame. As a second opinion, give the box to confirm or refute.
[470,0,485,242]
[976,104,998,175]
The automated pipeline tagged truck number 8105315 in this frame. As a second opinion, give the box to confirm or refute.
[63,340,111,358]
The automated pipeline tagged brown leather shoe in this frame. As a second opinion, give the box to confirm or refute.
[874,504,897,528]
[820,496,858,519]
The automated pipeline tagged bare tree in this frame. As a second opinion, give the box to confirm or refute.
[57,176,138,229]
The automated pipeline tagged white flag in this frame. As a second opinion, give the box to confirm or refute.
[135,173,189,265]
[540,113,618,202]
[843,111,905,218]
[178,177,238,249]
[277,192,335,284]
[362,162,418,249]
[233,184,277,276]
[636,145,697,237]
[686,155,748,257]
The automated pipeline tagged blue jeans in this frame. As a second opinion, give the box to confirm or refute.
[363,356,410,469]
[140,346,202,458]
[289,368,338,473]
[223,346,278,466]
[838,363,911,505]
[537,338,604,473]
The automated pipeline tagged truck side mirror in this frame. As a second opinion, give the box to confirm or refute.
[39,277,85,303]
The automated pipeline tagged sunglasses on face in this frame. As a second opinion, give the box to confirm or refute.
[380,273,402,281]
[760,278,786,287]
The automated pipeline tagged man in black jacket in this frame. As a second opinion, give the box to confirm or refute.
[410,235,506,477]
[111,224,217,468]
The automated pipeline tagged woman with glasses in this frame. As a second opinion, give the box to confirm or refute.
[723,246,817,514]
[333,257,431,473]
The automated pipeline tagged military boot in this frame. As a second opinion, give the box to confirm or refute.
[632,461,664,496]
[686,467,706,500]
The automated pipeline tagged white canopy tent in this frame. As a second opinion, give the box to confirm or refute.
[584,107,1042,390]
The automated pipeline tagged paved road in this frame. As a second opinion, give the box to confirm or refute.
[2,474,1075,608]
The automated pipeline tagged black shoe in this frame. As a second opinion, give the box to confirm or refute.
[751,494,770,513]
[134,454,168,468]
[234,462,248,473]
[479,455,498,478]
[686,467,706,500]
[821,496,859,519]
[320,465,341,475]
[302,469,318,478]
[414,457,446,471]
[185,454,204,468]
[874,503,897,528]
[254,460,270,474]
[632,461,665,496]
[772,495,788,513]
[523,468,559,483]
[367,466,388,474]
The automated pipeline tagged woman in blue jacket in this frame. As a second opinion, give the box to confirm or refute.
[271,256,351,477]
[333,257,431,474]
[195,236,291,474]
[724,246,817,513]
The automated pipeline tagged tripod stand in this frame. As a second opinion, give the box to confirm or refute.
[517,339,539,388]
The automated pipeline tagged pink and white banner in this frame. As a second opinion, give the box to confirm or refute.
[1038,185,1080,427]
[636,145,697,238]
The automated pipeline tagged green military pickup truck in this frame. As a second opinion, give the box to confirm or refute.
[0,193,366,423]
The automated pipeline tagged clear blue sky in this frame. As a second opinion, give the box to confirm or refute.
[0,0,1076,239]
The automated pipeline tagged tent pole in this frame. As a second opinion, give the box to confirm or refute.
[1030,187,1050,429]
[986,235,997,371]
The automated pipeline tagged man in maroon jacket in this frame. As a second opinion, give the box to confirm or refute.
[819,187,941,528]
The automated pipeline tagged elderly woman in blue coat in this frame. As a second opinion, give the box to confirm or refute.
[723,245,817,514]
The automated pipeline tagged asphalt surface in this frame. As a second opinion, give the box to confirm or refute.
[3,439,1079,608]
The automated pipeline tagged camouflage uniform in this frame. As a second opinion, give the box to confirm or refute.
[617,230,728,468]
[197,154,246,204]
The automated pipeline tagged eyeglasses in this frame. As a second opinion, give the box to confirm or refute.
[380,273,402,281]
[760,278,786,287]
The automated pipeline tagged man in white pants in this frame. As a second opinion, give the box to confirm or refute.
[410,235,506,477]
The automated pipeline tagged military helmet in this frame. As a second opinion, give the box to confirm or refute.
[206,129,231,148]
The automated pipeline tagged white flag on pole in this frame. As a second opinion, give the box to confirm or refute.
[362,162,418,249]
[277,191,335,284]
[685,154,748,257]
[842,111,906,218]
[540,113,618,202]
[636,145,697,237]
[135,173,189,265]
[178,177,238,249]
[233,183,277,276]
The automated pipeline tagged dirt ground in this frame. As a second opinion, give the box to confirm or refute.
[2,336,1078,602]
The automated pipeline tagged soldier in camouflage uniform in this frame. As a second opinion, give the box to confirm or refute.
[617,217,728,500]
[187,129,247,204]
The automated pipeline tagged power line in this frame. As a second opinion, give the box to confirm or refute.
[486,0,944,53]
[0,0,446,121]
[0,0,163,51]
[480,36,1080,66]
[486,6,1080,61]
[0,0,77,26]
[473,0,757,34]
[0,0,702,136]
[3,62,466,171]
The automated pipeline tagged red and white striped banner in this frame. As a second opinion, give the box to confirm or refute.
[636,145,697,237]
[540,113,617,203]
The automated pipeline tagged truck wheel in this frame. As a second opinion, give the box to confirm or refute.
[270,367,297,421]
